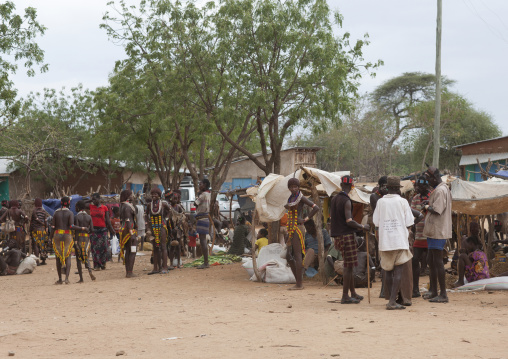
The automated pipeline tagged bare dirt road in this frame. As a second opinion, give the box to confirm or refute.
[1,254,507,359]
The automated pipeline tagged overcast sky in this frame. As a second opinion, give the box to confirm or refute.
[12,0,508,135]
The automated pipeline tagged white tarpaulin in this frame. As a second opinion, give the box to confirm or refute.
[253,167,369,222]
[451,178,508,215]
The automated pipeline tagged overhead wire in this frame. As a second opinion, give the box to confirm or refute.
[462,0,508,46]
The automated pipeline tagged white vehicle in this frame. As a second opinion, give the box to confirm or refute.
[179,186,239,220]
[179,185,196,214]
[216,193,240,220]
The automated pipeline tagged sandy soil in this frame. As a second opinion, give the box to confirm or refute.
[1,253,507,359]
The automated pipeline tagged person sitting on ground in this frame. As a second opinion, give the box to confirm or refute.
[0,239,26,275]
[303,219,331,269]
[453,236,490,287]
[228,216,250,256]
[254,228,269,255]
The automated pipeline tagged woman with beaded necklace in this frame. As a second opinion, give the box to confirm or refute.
[147,187,171,274]
[285,177,320,290]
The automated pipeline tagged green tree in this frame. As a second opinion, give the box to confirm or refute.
[0,87,90,197]
[404,91,502,173]
[213,0,380,175]
[370,72,454,173]
[101,0,258,198]
[0,2,47,123]
[291,97,391,178]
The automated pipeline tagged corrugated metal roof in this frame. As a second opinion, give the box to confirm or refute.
[454,135,508,149]
[459,153,508,166]
[0,158,15,176]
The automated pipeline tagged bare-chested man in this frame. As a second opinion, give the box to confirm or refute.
[0,200,28,252]
[119,190,138,278]
[30,198,50,265]
[147,187,171,274]
[74,200,96,282]
[52,197,86,285]
[284,177,320,290]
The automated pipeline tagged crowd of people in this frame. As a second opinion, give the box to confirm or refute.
[0,179,213,280]
[0,167,505,311]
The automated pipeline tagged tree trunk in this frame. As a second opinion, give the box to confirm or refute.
[251,210,262,282]
[486,215,495,267]
[310,181,326,284]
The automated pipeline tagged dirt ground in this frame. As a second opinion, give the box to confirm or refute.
[1,253,507,359]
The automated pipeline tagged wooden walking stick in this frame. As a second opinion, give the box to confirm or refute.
[365,230,371,304]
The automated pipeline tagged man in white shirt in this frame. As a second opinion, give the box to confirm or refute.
[373,176,414,310]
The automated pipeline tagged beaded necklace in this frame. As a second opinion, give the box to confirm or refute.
[150,199,163,247]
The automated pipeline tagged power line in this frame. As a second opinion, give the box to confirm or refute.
[462,0,508,46]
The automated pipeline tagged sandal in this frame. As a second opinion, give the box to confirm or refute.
[197,264,210,269]
[340,298,360,304]
[353,294,364,301]
[386,303,406,310]
[422,292,436,300]
[412,291,421,298]
[147,271,160,275]
[429,296,449,303]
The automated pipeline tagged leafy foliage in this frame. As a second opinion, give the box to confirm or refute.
[0,2,47,121]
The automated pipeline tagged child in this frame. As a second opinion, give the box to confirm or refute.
[254,228,269,255]
[188,224,198,258]
[111,206,122,262]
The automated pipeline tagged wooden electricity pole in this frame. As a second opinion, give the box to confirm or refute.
[433,0,442,168]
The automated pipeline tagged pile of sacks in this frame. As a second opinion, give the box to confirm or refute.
[242,243,296,284]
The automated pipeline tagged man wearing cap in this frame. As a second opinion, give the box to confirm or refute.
[373,176,415,310]
[330,175,369,304]
[422,166,452,303]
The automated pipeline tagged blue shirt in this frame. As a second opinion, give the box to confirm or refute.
[304,229,332,252]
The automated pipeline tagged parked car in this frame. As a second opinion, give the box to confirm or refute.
[179,185,196,214]
[216,193,240,220]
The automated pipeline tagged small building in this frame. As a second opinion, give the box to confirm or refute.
[220,146,320,191]
[455,136,508,181]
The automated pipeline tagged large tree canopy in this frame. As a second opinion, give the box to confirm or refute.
[0,2,47,122]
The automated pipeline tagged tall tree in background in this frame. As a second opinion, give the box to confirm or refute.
[0,2,47,124]
[291,96,390,177]
[370,72,453,173]
[213,0,380,175]
[404,91,501,172]
[0,88,90,197]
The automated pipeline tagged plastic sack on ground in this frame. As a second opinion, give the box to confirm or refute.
[242,258,254,277]
[456,277,508,291]
[248,244,296,283]
[257,243,287,267]
[16,255,37,274]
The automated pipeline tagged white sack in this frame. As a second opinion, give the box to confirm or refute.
[16,255,37,274]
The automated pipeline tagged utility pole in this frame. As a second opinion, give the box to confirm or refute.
[433,0,442,168]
